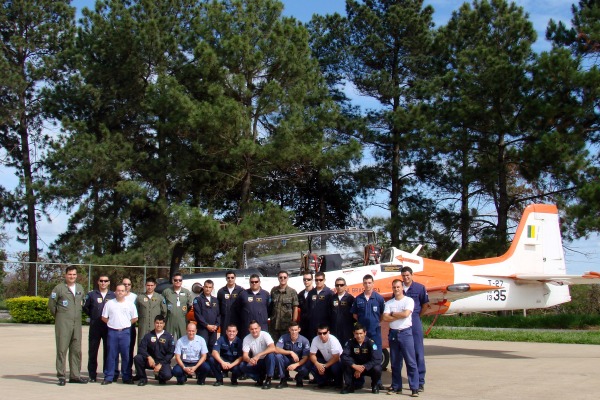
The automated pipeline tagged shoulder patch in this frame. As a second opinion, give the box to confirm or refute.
[51,292,57,299]
[373,344,378,350]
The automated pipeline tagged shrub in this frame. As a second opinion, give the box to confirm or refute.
[6,296,54,324]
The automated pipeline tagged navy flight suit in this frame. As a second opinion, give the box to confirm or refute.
[236,288,270,333]
[306,286,334,340]
[133,329,175,384]
[83,289,116,381]
[193,293,220,352]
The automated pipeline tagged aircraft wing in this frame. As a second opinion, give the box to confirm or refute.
[475,271,600,286]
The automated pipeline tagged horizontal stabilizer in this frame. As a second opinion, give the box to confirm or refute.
[475,271,600,286]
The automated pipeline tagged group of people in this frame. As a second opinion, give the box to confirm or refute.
[48,265,430,396]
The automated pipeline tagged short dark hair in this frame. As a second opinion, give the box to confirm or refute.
[353,323,365,332]
[154,315,166,322]
[288,321,300,329]
[315,271,325,279]
[278,270,289,277]
[226,324,238,330]
[401,266,413,274]
[249,273,260,281]
[248,319,260,328]
[204,279,214,286]
[65,265,77,274]
[226,270,237,277]
[317,323,329,331]
[146,277,157,284]
[363,274,374,282]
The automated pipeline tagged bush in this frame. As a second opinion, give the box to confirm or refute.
[6,296,54,324]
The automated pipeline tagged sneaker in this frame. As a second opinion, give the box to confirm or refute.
[387,388,401,395]
[411,390,419,397]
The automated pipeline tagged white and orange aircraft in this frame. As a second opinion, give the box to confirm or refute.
[173,203,599,315]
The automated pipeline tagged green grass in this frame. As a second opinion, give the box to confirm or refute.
[426,326,600,345]
[422,313,600,330]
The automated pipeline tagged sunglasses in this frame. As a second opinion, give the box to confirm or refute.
[98,280,109,283]
[278,276,288,280]
[335,284,345,287]
[123,283,132,286]
[226,277,236,280]
[303,278,313,281]
[250,281,260,284]
[173,279,182,282]
[315,279,324,282]
[317,331,328,336]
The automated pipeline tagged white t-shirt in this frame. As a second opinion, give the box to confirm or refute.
[102,299,138,330]
[125,292,137,304]
[384,296,414,330]
[242,331,274,359]
[309,334,343,362]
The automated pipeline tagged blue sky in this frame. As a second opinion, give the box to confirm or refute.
[2,0,598,275]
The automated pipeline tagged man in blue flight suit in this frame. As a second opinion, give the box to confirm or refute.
[306,271,334,340]
[217,271,244,335]
[401,267,431,392]
[351,274,385,389]
[209,324,244,386]
[83,274,116,382]
[274,322,311,388]
[330,277,356,346]
[193,279,220,352]
[297,272,314,338]
[133,315,175,385]
[236,274,270,332]
[340,323,383,394]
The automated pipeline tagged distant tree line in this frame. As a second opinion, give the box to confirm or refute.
[1,0,599,295]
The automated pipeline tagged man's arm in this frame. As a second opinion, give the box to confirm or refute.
[253,343,276,360]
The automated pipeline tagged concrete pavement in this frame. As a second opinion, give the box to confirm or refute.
[0,323,598,400]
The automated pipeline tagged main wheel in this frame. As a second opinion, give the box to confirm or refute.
[381,348,390,370]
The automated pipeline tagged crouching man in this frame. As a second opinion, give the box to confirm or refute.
[172,322,211,385]
[340,323,382,394]
[274,322,311,388]
[241,320,276,389]
[133,315,174,385]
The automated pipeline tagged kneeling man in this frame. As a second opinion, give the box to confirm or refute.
[340,323,382,394]
[172,322,211,385]
[133,315,174,385]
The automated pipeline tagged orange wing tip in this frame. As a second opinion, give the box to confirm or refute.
[583,271,600,279]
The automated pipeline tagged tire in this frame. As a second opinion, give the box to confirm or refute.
[381,348,390,370]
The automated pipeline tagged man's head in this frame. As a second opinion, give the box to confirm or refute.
[97,275,110,291]
[226,270,237,287]
[401,267,414,286]
[315,271,326,290]
[392,279,404,298]
[65,266,78,284]
[334,277,346,295]
[115,284,126,300]
[203,280,214,296]
[172,272,183,289]
[316,323,330,343]
[362,274,374,294]
[249,274,261,291]
[248,320,261,338]
[122,278,133,294]
[277,271,289,287]
[185,322,197,340]
[288,322,300,340]
[302,273,313,289]
[225,324,238,341]
[154,315,166,333]
[145,277,156,294]
[353,323,366,344]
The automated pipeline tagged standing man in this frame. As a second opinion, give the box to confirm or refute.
[351,274,385,349]
[236,274,270,332]
[48,266,88,386]
[162,272,193,340]
[269,270,299,341]
[383,279,419,397]
[330,277,355,346]
[172,322,211,385]
[306,271,334,340]
[101,283,138,385]
[122,277,138,379]
[297,272,314,337]
[134,315,175,386]
[241,320,277,389]
[309,323,343,389]
[274,322,310,388]
[193,279,220,352]
[401,266,431,392]
[83,274,116,382]
[136,277,166,344]
[340,324,382,394]
[217,270,244,333]
[209,324,244,386]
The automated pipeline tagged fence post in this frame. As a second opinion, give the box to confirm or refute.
[88,264,92,292]
[35,262,38,297]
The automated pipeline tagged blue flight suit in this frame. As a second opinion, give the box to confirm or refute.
[274,333,311,381]
[389,326,418,391]
[351,292,385,347]
[83,289,116,380]
[306,287,334,340]
[217,284,244,332]
[208,335,243,383]
[341,337,382,389]
[193,293,220,352]
[236,288,270,332]
[133,330,175,383]
[330,292,355,346]
[404,281,429,386]
[297,289,311,337]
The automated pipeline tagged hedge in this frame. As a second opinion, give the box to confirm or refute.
[6,296,54,324]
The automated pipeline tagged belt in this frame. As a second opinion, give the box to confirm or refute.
[109,327,129,332]
[390,327,411,333]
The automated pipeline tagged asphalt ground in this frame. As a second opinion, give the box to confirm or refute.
[0,323,598,400]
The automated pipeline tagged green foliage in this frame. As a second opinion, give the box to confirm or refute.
[423,313,600,330]
[6,296,54,324]
[427,327,600,345]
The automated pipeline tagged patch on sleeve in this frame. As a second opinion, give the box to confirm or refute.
[373,344,378,350]
[51,292,57,299]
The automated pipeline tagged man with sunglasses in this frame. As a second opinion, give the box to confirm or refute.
[83,274,116,382]
[330,278,355,346]
[309,324,343,389]
[162,272,193,340]
[269,270,299,341]
[297,273,314,338]
[236,274,270,332]
[306,271,334,340]
[217,270,244,335]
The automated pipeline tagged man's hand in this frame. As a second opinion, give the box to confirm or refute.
[147,356,156,368]
[316,363,326,375]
